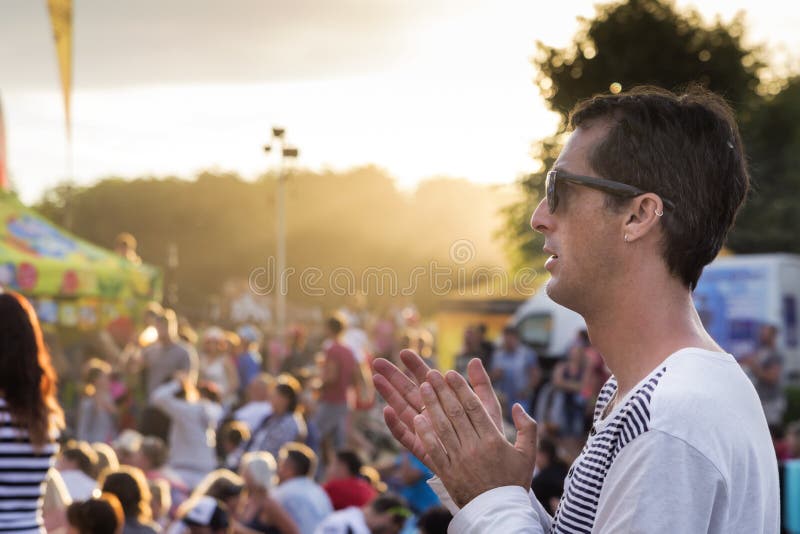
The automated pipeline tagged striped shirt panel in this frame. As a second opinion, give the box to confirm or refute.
[551,368,666,533]
[0,400,57,534]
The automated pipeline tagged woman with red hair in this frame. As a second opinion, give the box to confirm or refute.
[0,291,65,533]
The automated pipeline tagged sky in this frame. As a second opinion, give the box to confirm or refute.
[2,0,799,204]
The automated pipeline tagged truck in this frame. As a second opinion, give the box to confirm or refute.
[513,253,800,377]
[692,253,800,377]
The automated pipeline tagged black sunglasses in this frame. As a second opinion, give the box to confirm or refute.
[545,169,676,213]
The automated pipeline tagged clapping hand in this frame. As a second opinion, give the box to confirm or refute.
[373,350,538,507]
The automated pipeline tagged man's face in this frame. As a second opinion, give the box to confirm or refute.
[530,123,626,314]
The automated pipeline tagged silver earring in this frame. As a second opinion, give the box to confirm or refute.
[655,208,664,217]
[624,234,629,243]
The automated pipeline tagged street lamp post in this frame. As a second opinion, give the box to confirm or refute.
[264,127,298,340]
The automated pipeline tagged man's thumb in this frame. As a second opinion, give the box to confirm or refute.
[512,403,538,458]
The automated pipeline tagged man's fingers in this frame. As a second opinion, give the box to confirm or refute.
[399,349,432,384]
[374,358,423,409]
[414,413,449,471]
[427,371,477,443]
[419,381,461,454]
[382,405,415,448]
[466,358,504,432]
[511,402,538,460]
[445,369,498,438]
[373,358,425,426]
[383,406,431,465]
[373,373,424,431]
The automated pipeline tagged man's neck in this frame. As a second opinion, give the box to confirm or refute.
[583,276,720,399]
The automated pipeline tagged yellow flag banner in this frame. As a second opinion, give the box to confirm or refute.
[47,0,72,140]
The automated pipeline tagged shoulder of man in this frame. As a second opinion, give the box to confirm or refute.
[644,350,773,475]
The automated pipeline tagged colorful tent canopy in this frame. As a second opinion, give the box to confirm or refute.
[0,190,161,302]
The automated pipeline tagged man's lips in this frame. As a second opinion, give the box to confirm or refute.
[544,248,558,270]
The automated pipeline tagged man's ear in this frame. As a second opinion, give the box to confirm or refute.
[622,194,665,243]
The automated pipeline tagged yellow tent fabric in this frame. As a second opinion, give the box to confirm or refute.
[0,190,161,302]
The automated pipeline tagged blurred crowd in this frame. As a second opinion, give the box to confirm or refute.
[29,300,454,534]
[1,288,798,534]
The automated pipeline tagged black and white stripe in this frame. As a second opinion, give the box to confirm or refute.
[551,368,666,534]
[0,399,57,534]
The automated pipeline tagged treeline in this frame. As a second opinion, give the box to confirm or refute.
[36,167,521,315]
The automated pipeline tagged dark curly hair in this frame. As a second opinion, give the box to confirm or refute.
[569,85,749,289]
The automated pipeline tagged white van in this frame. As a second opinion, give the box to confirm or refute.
[693,253,800,377]
[513,285,585,361]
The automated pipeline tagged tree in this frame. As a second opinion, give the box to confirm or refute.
[504,0,766,266]
[36,168,516,317]
[729,76,800,252]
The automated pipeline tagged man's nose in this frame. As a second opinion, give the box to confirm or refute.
[530,197,552,234]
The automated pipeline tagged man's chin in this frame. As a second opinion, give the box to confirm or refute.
[543,278,558,300]
[545,278,575,309]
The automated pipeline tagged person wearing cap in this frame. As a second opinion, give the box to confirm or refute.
[312,493,410,534]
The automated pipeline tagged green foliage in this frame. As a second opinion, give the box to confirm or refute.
[536,0,761,127]
[730,77,800,253]
[36,168,518,317]
[504,0,797,265]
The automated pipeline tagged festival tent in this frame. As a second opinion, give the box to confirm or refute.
[0,190,161,331]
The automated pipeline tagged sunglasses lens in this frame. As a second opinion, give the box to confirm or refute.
[546,171,557,212]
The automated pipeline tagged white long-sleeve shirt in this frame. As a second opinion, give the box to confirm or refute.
[430,348,780,533]
[151,380,222,488]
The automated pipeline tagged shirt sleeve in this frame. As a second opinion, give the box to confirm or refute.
[593,428,728,533]
[150,380,195,420]
[427,477,552,533]
[253,416,299,458]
